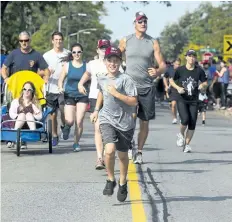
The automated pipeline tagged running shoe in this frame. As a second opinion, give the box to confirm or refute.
[176,133,184,147]
[183,144,192,153]
[103,180,116,196]
[133,152,143,164]
[117,182,128,202]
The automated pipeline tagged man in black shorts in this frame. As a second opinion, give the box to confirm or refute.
[119,12,166,164]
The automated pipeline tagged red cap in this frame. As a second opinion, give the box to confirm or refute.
[202,60,209,64]
[134,11,148,21]
[98,39,111,48]
[105,46,122,59]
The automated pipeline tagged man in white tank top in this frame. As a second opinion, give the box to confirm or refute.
[119,12,166,164]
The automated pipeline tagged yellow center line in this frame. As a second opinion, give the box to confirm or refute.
[128,161,147,222]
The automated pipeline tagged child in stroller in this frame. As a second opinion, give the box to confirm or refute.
[4,81,42,148]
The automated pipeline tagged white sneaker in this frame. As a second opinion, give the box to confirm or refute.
[183,144,192,153]
[7,142,14,148]
[172,118,178,124]
[133,152,143,164]
[21,142,27,149]
[176,133,185,147]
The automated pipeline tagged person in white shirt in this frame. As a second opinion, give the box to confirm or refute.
[43,32,69,146]
[78,39,111,170]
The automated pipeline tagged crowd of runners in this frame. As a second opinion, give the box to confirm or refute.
[1,11,232,202]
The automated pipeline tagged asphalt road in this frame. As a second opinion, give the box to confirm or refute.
[1,104,232,222]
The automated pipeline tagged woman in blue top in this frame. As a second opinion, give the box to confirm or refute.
[58,43,88,151]
[217,60,229,109]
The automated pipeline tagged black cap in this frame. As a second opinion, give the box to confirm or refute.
[185,49,197,57]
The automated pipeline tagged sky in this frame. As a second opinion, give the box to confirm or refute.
[100,1,221,41]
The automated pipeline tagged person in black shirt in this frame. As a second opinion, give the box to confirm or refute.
[1,31,50,84]
[170,49,207,153]
[163,58,181,124]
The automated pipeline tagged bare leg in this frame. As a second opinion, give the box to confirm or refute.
[64,105,75,126]
[202,112,206,121]
[185,130,195,145]
[117,151,129,185]
[105,143,116,181]
[180,124,187,136]
[137,120,149,152]
[14,113,26,129]
[75,102,87,144]
[171,100,177,119]
[95,119,103,159]
[25,113,36,130]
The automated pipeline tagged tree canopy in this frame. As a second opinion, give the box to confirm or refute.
[159,2,232,62]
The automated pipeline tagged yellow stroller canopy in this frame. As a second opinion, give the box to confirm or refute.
[5,71,46,106]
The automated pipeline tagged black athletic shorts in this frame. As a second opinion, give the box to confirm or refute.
[64,93,89,106]
[99,123,134,152]
[46,92,65,112]
[137,86,156,121]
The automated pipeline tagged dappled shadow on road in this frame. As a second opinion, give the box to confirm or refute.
[209,151,232,154]
[107,168,207,178]
[1,142,96,156]
[163,195,232,203]
[137,168,208,174]
[112,199,151,206]
[81,133,95,139]
[1,148,73,156]
[143,147,163,151]
[158,159,232,165]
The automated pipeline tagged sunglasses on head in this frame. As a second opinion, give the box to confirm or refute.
[19,39,30,43]
[23,88,33,92]
[72,51,82,54]
[137,20,147,24]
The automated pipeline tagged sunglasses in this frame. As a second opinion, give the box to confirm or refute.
[137,20,147,24]
[72,51,83,54]
[23,88,33,92]
[99,46,108,50]
[19,39,30,43]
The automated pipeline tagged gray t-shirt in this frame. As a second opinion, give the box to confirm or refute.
[97,72,137,131]
[125,33,156,93]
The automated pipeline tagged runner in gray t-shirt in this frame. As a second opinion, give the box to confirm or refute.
[90,46,137,202]
[119,11,166,164]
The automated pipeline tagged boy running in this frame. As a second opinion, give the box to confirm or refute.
[90,46,137,202]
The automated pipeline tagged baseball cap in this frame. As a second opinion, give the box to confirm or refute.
[1,44,6,52]
[134,11,148,21]
[98,39,111,48]
[104,46,122,59]
[185,49,197,56]
[202,60,209,65]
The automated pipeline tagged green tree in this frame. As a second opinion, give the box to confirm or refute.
[159,23,188,61]
[159,2,232,61]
